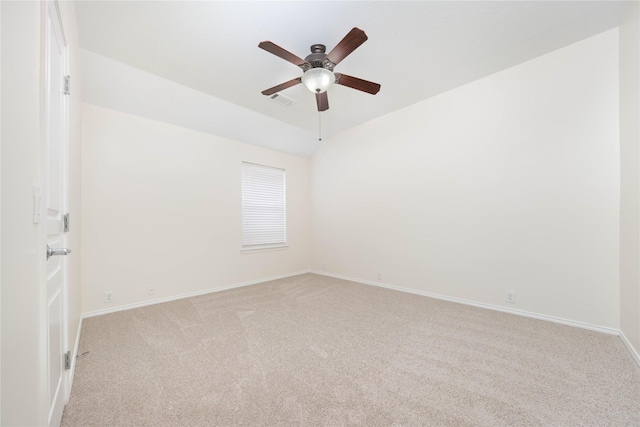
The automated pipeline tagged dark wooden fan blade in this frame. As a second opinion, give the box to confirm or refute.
[326,28,368,65]
[316,92,329,111]
[258,41,309,69]
[335,73,381,95]
[261,77,302,96]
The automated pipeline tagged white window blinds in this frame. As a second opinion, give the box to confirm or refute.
[241,162,287,251]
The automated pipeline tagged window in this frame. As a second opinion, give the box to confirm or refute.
[241,162,287,252]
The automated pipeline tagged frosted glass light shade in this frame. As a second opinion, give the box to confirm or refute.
[301,68,335,93]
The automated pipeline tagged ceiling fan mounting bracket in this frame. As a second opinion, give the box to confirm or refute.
[310,44,326,54]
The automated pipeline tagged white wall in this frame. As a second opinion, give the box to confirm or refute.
[81,104,310,314]
[620,2,640,356]
[0,2,44,424]
[311,29,620,329]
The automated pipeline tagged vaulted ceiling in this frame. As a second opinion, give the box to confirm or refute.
[75,1,631,157]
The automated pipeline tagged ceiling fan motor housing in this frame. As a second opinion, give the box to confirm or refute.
[305,44,335,71]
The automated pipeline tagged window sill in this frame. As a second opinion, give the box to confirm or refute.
[241,244,289,254]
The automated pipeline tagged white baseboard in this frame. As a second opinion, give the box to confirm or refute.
[313,270,640,367]
[66,316,83,401]
[310,270,620,336]
[79,269,640,368]
[82,270,311,319]
[619,330,640,367]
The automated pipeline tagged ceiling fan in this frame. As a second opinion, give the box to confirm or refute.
[259,27,381,112]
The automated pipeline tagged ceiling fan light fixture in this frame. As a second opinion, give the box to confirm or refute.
[302,67,335,94]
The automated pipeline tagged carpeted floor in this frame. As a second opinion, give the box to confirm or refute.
[62,273,640,426]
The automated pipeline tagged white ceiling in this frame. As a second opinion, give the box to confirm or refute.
[75,1,632,157]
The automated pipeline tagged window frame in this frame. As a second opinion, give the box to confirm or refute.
[240,161,288,253]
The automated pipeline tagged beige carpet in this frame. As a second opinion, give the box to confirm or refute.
[62,273,640,426]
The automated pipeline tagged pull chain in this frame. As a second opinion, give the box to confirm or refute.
[318,112,322,141]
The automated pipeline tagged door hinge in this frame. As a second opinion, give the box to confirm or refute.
[64,351,71,370]
[64,75,71,95]
[63,213,70,232]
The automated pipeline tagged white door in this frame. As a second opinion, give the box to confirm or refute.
[44,1,69,426]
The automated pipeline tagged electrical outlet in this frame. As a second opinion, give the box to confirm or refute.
[377,273,382,281]
[148,286,155,296]
[506,290,516,304]
[104,291,114,303]
[322,262,327,271]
